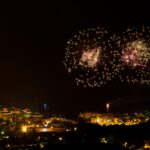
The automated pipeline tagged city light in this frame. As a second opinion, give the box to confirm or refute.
[106,103,110,113]
[1,131,4,135]
[74,127,77,131]
[42,128,47,132]
[21,126,27,133]
[58,137,63,141]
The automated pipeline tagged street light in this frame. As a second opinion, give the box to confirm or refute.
[106,103,110,114]
[21,126,27,133]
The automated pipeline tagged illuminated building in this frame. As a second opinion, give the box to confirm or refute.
[79,112,149,126]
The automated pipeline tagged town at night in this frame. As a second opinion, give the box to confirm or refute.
[0,105,150,149]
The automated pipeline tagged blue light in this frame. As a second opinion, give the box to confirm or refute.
[44,104,47,110]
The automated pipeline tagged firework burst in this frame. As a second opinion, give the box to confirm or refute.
[63,27,120,87]
[114,26,150,85]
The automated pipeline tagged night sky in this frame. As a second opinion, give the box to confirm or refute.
[0,1,150,113]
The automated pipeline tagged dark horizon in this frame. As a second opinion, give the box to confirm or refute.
[0,1,150,113]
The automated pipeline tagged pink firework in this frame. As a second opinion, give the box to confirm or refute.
[121,40,149,68]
